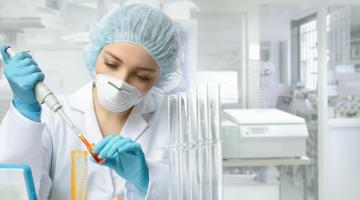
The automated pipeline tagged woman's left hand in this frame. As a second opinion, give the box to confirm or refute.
[92,135,149,195]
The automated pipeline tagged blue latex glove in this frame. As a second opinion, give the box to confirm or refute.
[92,135,150,195]
[0,45,44,122]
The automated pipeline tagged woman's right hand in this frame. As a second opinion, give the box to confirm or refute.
[0,45,44,122]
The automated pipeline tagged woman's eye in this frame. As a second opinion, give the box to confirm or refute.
[136,74,150,81]
[104,62,118,69]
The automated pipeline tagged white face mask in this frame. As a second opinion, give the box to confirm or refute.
[95,74,142,113]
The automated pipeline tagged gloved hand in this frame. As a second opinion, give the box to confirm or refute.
[0,45,44,122]
[92,135,150,195]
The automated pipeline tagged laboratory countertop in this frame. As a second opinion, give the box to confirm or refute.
[223,156,311,167]
[328,118,360,128]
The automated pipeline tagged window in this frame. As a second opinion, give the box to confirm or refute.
[299,19,318,90]
[291,14,318,90]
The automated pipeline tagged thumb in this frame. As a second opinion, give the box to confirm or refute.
[0,45,11,64]
[89,155,114,168]
[101,157,115,168]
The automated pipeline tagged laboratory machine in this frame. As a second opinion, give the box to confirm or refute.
[222,109,308,159]
[0,165,37,200]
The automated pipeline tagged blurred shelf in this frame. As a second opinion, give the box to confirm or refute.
[0,18,44,30]
[223,156,311,167]
[328,118,360,128]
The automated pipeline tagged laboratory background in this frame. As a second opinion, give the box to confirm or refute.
[1,0,360,200]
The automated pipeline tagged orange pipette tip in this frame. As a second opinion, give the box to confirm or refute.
[78,134,106,164]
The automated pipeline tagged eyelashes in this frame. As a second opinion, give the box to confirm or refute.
[103,60,151,82]
[136,74,150,81]
[104,61,118,69]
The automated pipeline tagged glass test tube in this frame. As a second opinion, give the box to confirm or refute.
[178,93,190,200]
[187,89,201,200]
[207,84,223,200]
[167,85,223,200]
[168,95,181,200]
[71,151,88,200]
[196,85,212,200]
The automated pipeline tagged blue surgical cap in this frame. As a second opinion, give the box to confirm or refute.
[84,4,182,93]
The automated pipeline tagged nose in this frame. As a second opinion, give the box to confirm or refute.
[113,67,131,84]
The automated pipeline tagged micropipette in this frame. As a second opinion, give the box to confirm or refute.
[1,46,105,164]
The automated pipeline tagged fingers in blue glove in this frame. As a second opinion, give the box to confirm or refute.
[89,153,113,168]
[106,138,135,158]
[118,143,142,154]
[28,72,45,86]
[0,45,11,64]
[16,58,37,68]
[18,65,42,75]
[4,53,40,78]
[89,135,149,195]
[98,136,125,159]
[9,52,32,63]
[92,135,116,154]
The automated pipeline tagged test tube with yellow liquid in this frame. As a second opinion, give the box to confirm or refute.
[71,151,88,200]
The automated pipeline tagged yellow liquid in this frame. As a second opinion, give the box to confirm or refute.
[71,151,88,200]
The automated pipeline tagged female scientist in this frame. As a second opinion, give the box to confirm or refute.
[0,3,181,200]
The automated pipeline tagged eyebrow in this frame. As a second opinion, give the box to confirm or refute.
[105,50,156,73]
[135,66,156,73]
[105,51,122,62]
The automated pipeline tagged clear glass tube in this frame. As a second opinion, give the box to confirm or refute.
[207,84,223,200]
[167,85,223,200]
[196,85,212,200]
[168,95,181,200]
[187,89,200,200]
[178,93,188,200]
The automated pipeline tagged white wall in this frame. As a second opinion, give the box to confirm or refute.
[327,120,360,200]
[25,45,92,94]
[260,6,292,42]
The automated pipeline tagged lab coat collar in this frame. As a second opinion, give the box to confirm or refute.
[67,81,158,141]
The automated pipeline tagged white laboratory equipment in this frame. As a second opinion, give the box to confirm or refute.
[222,109,308,159]
[223,174,279,200]
[0,165,37,200]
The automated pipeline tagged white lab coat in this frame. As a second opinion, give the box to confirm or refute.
[0,81,171,200]
[0,75,12,121]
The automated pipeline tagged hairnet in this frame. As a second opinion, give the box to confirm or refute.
[84,4,182,93]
